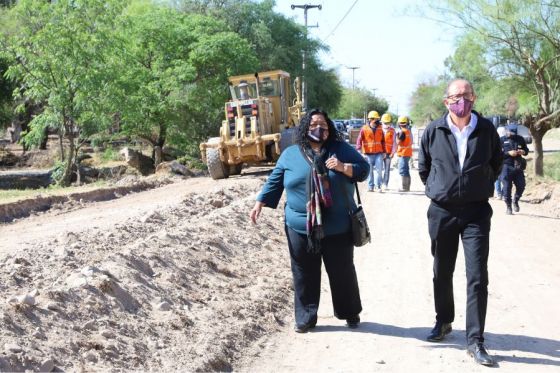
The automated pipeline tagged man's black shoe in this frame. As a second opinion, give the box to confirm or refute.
[346,315,360,329]
[294,322,316,333]
[506,205,513,215]
[426,321,452,342]
[513,200,520,212]
[467,343,495,366]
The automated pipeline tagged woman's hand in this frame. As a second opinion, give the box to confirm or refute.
[326,156,352,177]
[326,155,344,172]
[250,201,266,224]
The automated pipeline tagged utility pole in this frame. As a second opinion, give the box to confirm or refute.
[291,3,322,111]
[347,66,359,118]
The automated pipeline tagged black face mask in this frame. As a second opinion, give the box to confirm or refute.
[307,127,327,143]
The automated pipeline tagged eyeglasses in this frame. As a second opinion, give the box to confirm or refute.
[445,92,474,102]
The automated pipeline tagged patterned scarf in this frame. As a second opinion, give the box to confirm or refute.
[303,145,333,253]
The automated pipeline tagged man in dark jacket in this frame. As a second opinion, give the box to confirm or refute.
[500,124,529,215]
[418,78,503,366]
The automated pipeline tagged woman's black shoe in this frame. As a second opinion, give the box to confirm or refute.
[346,315,360,329]
[294,322,316,333]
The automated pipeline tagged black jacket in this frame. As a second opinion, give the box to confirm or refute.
[418,111,503,204]
[500,134,529,168]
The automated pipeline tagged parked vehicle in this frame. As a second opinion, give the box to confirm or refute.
[346,119,364,131]
[333,119,346,132]
[346,119,364,144]
[497,123,532,144]
[487,115,532,144]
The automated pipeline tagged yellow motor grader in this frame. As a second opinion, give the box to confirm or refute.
[199,70,303,179]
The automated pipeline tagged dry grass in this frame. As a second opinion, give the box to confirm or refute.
[0,180,109,204]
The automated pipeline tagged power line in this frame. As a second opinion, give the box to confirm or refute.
[322,0,359,41]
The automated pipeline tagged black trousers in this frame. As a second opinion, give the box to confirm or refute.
[427,201,492,345]
[501,165,525,205]
[285,225,362,327]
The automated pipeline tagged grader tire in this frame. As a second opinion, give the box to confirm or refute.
[229,164,243,175]
[207,148,229,180]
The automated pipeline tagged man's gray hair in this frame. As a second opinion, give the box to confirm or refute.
[444,78,475,98]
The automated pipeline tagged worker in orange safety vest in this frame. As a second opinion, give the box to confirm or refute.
[381,113,397,190]
[396,115,414,191]
[356,110,385,192]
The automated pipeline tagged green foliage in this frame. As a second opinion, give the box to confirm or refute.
[50,160,66,185]
[333,86,389,119]
[114,3,259,152]
[176,154,206,170]
[0,53,15,129]
[409,80,447,126]
[172,0,342,112]
[544,153,560,181]
[101,148,120,162]
[423,0,560,175]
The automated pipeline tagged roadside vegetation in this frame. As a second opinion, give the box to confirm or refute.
[0,0,343,186]
[0,180,109,204]
[409,0,560,178]
[0,0,559,188]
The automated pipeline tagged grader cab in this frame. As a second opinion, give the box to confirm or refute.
[200,70,303,179]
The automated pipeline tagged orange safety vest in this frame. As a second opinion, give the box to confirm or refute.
[361,124,385,154]
[383,127,395,154]
[397,128,413,157]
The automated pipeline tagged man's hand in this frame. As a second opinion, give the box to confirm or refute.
[508,150,518,157]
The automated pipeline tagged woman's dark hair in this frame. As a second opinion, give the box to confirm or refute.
[296,108,344,146]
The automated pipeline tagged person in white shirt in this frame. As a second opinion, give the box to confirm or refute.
[418,78,503,367]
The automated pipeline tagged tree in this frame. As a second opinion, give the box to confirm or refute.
[114,2,259,160]
[409,80,447,126]
[3,0,126,185]
[170,0,343,112]
[425,0,560,176]
[333,86,388,120]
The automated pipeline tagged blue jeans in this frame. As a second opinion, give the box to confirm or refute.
[398,156,411,177]
[365,153,384,190]
[382,156,392,186]
[494,179,502,197]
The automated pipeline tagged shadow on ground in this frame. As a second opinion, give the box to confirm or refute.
[311,322,560,367]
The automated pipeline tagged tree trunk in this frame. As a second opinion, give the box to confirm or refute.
[58,130,65,162]
[40,125,49,150]
[60,121,76,187]
[153,124,166,166]
[154,145,162,166]
[530,127,547,177]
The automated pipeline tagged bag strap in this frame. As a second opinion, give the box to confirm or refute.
[340,179,360,215]
[354,183,362,207]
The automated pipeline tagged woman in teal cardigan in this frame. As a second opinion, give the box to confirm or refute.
[250,108,369,332]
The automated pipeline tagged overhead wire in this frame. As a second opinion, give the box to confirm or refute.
[321,0,359,42]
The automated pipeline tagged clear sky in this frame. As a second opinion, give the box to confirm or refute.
[273,0,457,116]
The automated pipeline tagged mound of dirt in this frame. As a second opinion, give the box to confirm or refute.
[523,177,560,218]
[0,176,174,223]
[0,183,292,372]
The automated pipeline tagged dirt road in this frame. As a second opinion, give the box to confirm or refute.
[0,166,559,371]
[238,170,560,372]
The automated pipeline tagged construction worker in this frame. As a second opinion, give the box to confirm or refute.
[356,111,385,192]
[500,124,529,214]
[381,113,397,190]
[396,115,413,191]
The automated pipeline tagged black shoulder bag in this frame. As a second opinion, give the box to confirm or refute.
[344,183,371,247]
